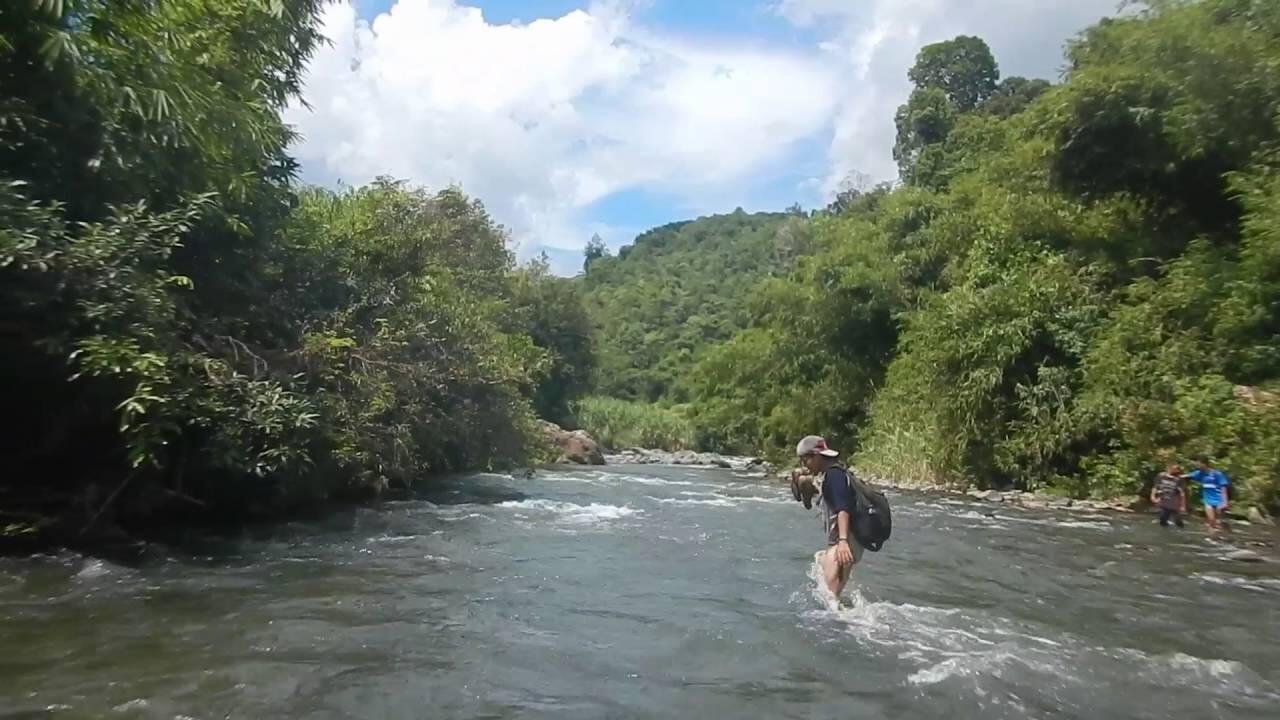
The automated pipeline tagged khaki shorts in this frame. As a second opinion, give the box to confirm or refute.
[826,524,865,564]
[829,512,870,563]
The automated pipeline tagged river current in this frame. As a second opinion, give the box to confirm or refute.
[2,464,1278,719]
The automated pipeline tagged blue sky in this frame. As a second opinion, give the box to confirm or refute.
[358,0,821,46]
[286,0,1124,273]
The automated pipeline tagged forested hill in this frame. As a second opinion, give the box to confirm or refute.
[580,209,807,402]
[574,0,1280,512]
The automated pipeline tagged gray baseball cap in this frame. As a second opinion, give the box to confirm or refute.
[796,435,839,458]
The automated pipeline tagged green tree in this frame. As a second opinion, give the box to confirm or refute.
[0,0,571,541]
[511,254,595,425]
[582,211,803,401]
[583,233,609,272]
[666,0,1280,512]
[893,87,960,185]
[907,35,1000,112]
[895,36,1007,184]
[981,77,1052,118]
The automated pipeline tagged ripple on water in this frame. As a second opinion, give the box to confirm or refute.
[3,467,1278,720]
[1193,572,1280,593]
[655,492,790,508]
[537,471,700,488]
[74,558,115,580]
[794,555,1279,715]
[112,698,149,713]
[496,499,641,526]
[648,495,737,508]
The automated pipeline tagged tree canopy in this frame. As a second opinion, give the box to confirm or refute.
[908,35,1000,112]
[581,209,808,403]
[1,0,593,541]
[583,0,1280,510]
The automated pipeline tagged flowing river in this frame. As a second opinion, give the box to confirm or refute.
[2,465,1279,719]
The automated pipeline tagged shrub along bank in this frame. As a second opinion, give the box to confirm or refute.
[0,1,594,548]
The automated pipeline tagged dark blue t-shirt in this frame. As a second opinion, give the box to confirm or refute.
[820,467,855,545]
[821,467,853,515]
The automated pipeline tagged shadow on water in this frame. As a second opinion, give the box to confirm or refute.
[414,472,530,506]
[8,472,534,570]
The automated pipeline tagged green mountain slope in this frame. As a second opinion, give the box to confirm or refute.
[581,208,809,402]
[575,3,1280,514]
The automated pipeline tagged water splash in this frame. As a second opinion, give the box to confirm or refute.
[792,553,1278,710]
[497,499,641,525]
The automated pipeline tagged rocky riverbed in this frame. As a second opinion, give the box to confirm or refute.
[561,434,1276,544]
[947,485,1273,529]
[774,466,1276,544]
[603,447,770,472]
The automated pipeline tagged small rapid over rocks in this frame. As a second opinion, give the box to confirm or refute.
[2,465,1277,719]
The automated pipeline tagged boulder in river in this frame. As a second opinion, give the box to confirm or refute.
[1246,506,1274,526]
[541,422,605,465]
[1223,549,1265,563]
[968,489,1003,502]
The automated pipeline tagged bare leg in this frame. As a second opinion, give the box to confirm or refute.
[821,546,852,597]
[1204,505,1220,531]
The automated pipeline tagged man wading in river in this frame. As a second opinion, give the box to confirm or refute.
[790,436,864,598]
[1185,455,1232,532]
[1150,462,1187,528]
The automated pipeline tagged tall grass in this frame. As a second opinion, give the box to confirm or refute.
[573,396,695,451]
[856,424,953,489]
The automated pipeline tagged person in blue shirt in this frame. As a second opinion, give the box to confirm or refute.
[1184,455,1231,531]
[789,435,865,598]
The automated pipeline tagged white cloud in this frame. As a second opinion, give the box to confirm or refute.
[285,0,1128,272]
[284,0,838,266]
[775,0,1125,198]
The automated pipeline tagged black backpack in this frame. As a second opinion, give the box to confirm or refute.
[848,472,892,552]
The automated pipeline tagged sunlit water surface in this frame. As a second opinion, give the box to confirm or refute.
[3,465,1278,719]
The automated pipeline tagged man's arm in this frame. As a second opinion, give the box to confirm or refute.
[834,510,854,565]
[826,470,855,566]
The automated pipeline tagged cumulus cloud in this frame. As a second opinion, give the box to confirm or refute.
[284,0,1126,270]
[283,0,838,266]
[775,0,1124,197]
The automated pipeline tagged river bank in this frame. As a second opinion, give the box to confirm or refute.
[597,445,1174,515]
[8,440,1274,563]
[596,445,1276,541]
[865,472,1276,533]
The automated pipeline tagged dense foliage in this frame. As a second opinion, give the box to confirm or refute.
[587,0,1280,509]
[1,0,591,540]
[581,209,809,402]
[5,0,1278,541]
[854,0,1280,509]
[572,396,694,452]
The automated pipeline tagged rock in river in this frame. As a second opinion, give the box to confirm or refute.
[1223,549,1265,563]
[1246,506,1274,526]
[542,422,605,465]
